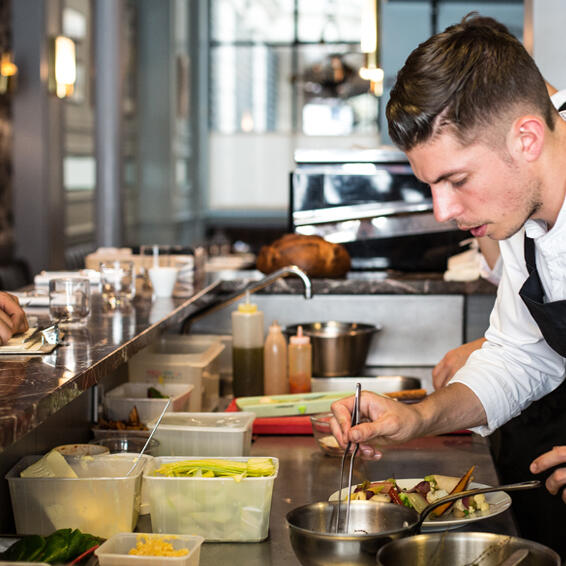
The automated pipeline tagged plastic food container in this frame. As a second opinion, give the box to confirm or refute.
[128,335,224,412]
[104,382,194,423]
[149,412,255,457]
[6,454,146,538]
[144,456,279,541]
[95,533,204,566]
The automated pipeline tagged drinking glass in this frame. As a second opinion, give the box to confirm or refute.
[100,260,136,308]
[49,277,90,327]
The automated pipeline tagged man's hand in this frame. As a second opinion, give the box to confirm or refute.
[330,391,425,460]
[330,384,488,460]
[432,338,486,389]
[0,292,29,345]
[530,447,566,503]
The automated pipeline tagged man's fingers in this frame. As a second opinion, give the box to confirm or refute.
[544,467,566,496]
[530,446,566,474]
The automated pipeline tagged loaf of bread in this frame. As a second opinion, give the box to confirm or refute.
[256,234,351,278]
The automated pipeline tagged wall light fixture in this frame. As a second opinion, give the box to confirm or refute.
[359,0,383,96]
[49,35,76,99]
[0,52,18,95]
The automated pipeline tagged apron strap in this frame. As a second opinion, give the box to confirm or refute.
[523,236,537,275]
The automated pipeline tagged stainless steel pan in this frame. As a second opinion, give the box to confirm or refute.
[286,481,541,566]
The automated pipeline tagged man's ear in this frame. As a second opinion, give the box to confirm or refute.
[511,116,544,162]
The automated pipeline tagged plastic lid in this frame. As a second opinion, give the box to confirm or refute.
[290,325,310,345]
[237,290,258,314]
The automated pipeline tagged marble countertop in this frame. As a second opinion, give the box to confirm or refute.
[211,269,497,296]
[0,281,221,451]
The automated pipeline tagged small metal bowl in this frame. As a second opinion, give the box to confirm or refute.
[287,501,419,566]
[284,322,382,377]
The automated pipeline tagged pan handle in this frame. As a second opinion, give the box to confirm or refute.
[416,480,541,532]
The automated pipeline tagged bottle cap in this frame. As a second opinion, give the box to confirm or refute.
[237,290,258,314]
[268,320,281,333]
[290,325,310,345]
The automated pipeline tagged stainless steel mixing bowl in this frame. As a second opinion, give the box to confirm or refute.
[286,501,419,566]
[376,532,561,566]
[283,321,382,377]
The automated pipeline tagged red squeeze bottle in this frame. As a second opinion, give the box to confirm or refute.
[288,325,312,394]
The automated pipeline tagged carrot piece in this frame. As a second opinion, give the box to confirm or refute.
[431,465,475,517]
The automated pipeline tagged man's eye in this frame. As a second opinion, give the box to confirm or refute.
[451,178,467,188]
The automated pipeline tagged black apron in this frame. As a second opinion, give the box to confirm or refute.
[491,236,566,558]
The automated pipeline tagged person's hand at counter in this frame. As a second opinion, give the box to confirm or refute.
[0,291,29,345]
[432,337,486,389]
[330,384,487,460]
[530,447,566,503]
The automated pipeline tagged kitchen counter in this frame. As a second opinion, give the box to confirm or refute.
[201,434,517,566]
[0,280,221,451]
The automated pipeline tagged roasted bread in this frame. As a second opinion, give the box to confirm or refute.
[256,234,351,278]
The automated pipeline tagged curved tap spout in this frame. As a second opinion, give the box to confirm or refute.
[246,265,312,300]
[181,265,313,331]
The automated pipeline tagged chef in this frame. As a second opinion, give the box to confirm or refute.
[331,14,566,557]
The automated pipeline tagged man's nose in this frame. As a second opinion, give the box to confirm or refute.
[431,185,462,223]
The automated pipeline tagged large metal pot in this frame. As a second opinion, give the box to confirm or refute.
[283,321,382,377]
[376,532,561,566]
[286,481,541,566]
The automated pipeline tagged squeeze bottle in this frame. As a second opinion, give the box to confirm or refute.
[264,320,288,395]
[231,292,264,397]
[288,325,312,394]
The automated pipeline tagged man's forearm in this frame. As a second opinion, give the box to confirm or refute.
[414,382,487,436]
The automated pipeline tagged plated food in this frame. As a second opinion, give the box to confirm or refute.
[329,468,512,531]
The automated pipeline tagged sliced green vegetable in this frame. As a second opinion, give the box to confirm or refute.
[154,458,276,479]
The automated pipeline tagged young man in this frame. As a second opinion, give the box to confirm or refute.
[331,14,566,555]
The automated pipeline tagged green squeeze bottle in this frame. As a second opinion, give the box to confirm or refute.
[231,292,264,397]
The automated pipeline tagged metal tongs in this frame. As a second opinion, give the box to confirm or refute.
[336,382,361,533]
[22,323,60,348]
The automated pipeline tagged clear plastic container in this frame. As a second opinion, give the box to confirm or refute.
[264,321,288,395]
[128,335,224,411]
[104,382,194,423]
[6,454,146,538]
[148,412,255,457]
[95,533,204,566]
[143,456,278,542]
[288,325,312,394]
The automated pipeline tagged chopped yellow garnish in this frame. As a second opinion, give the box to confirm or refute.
[128,535,189,557]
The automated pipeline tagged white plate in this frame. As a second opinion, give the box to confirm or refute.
[328,478,512,532]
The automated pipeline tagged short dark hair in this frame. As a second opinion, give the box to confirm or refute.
[386,14,556,151]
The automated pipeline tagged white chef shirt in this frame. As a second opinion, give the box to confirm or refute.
[451,94,566,436]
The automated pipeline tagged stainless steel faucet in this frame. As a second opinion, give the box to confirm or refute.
[243,265,312,300]
[182,265,312,330]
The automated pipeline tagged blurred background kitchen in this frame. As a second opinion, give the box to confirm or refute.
[0,0,563,283]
